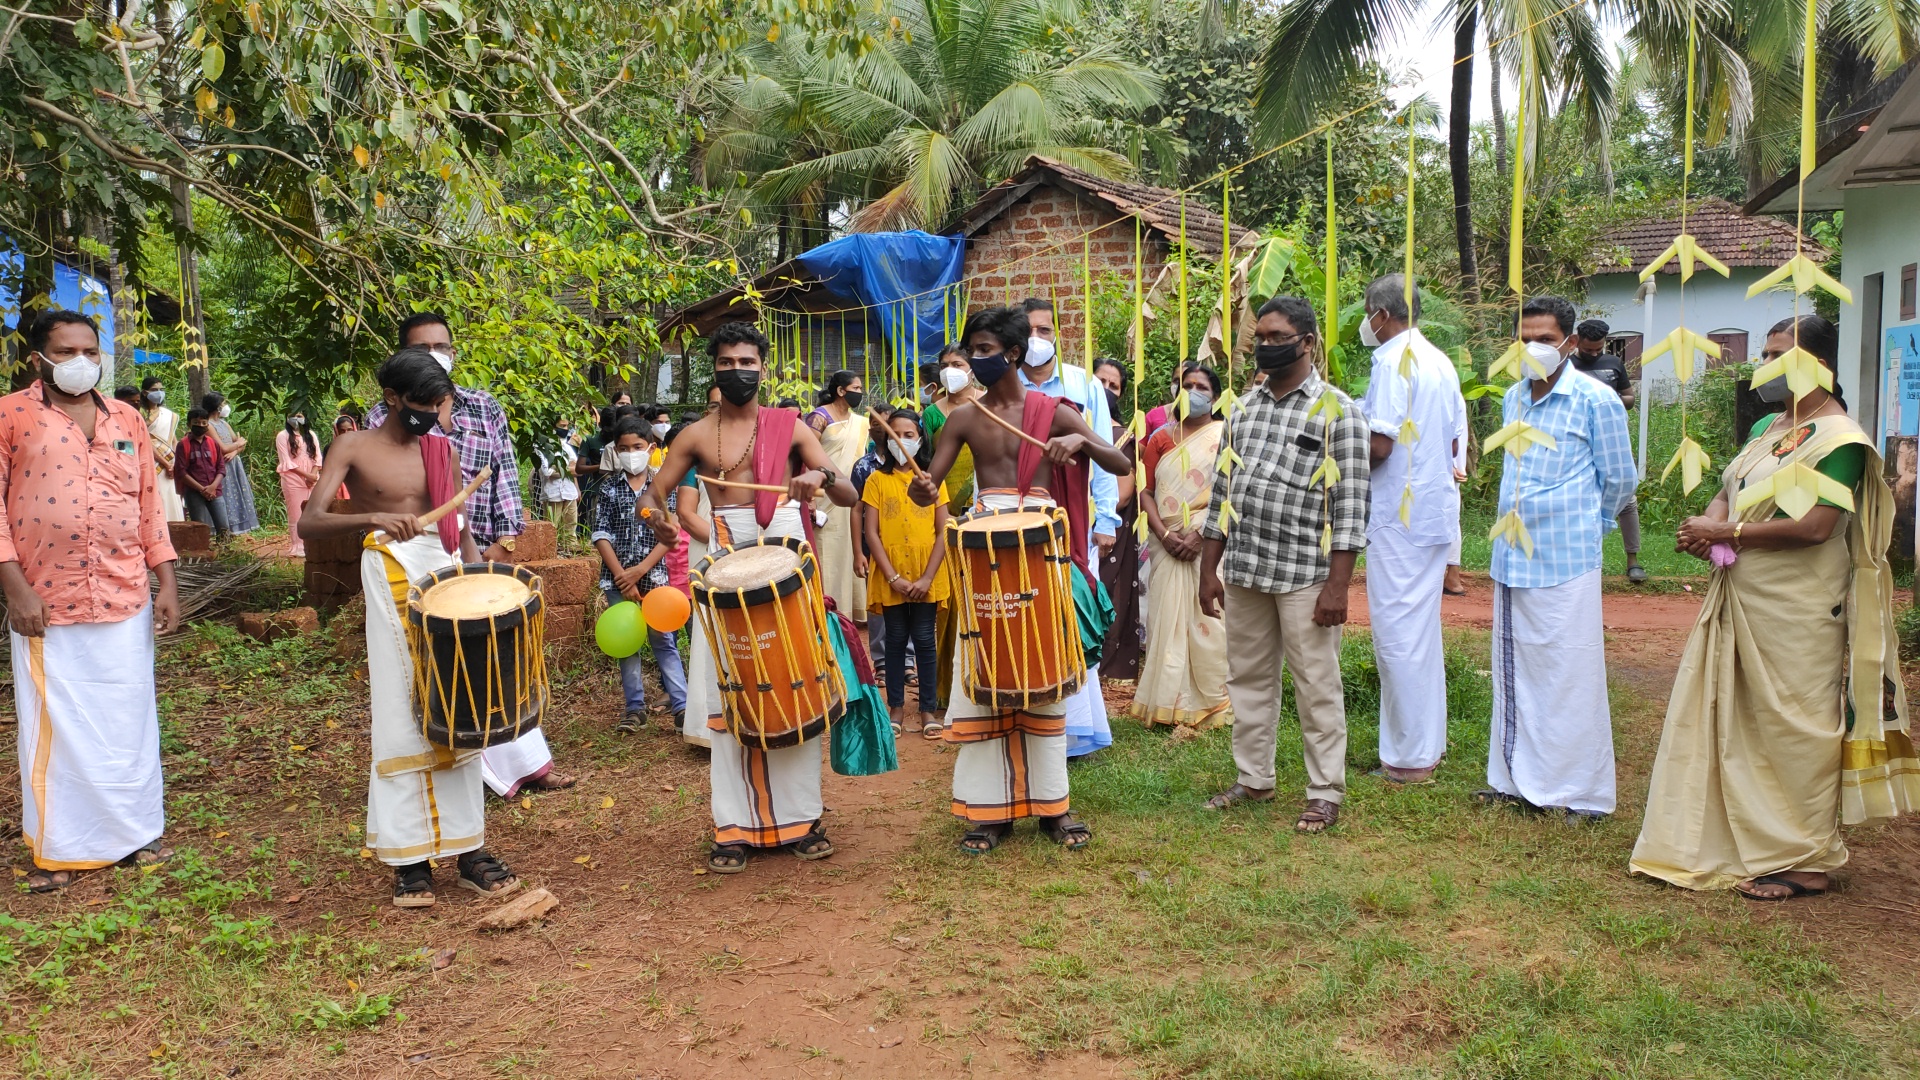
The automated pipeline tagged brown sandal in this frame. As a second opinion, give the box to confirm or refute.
[24,868,82,894]
[1295,798,1340,833]
[1203,783,1275,810]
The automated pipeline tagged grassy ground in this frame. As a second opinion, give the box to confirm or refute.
[882,638,1920,1078]
[6,615,1919,1076]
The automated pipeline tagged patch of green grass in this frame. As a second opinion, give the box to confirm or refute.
[893,634,1910,1077]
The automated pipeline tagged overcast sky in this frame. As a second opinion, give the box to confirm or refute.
[1379,2,1629,121]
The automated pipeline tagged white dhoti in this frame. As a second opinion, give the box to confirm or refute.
[479,727,556,798]
[702,502,826,847]
[946,490,1072,823]
[1062,668,1111,758]
[1487,569,1616,814]
[363,530,487,865]
[14,606,164,869]
[680,483,716,748]
[1367,529,1451,771]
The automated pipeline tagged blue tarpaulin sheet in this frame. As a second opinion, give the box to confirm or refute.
[132,348,175,366]
[794,231,963,378]
[1,242,116,356]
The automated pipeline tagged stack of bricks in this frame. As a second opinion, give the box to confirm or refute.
[509,520,597,655]
[302,499,365,613]
[959,182,1174,347]
[168,520,213,560]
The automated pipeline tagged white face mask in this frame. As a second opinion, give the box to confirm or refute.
[46,355,101,397]
[891,438,921,464]
[218,403,232,418]
[1358,311,1383,349]
[651,422,670,440]
[145,390,165,405]
[1525,342,1566,382]
[618,450,650,476]
[1023,335,1056,369]
[941,367,971,394]
[1186,389,1213,415]
[430,349,454,374]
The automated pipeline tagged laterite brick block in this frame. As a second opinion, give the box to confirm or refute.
[168,520,212,559]
[522,557,598,607]
[509,520,557,564]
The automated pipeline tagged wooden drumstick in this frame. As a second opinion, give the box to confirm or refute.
[370,466,491,545]
[978,402,1049,450]
[696,473,791,494]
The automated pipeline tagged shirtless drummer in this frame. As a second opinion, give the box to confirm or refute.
[300,348,521,908]
[643,322,860,874]
[909,306,1130,854]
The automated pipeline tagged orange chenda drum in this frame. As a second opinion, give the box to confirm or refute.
[690,536,846,748]
[946,507,1085,708]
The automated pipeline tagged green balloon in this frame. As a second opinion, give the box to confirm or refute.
[594,600,647,658]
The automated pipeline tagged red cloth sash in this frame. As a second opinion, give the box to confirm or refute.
[420,432,460,554]
[1014,393,1091,574]
[749,405,819,553]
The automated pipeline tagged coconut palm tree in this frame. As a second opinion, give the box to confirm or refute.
[702,0,1164,234]
[1250,0,1616,302]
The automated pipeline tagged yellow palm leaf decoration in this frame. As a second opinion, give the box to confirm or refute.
[1306,389,1344,421]
[1488,339,1551,381]
[1489,509,1535,558]
[1128,411,1149,439]
[1320,522,1333,556]
[1217,443,1244,476]
[1745,253,1854,304]
[1641,326,1721,383]
[1397,341,1416,380]
[1483,420,1558,458]
[1212,386,1239,416]
[1399,485,1414,527]
[1638,233,1731,283]
[1135,509,1150,544]
[1310,455,1342,489]
[1750,345,1833,399]
[1177,446,1191,474]
[1398,418,1419,445]
[1217,498,1240,532]
[1173,389,1191,421]
[1660,436,1713,495]
[1733,461,1856,519]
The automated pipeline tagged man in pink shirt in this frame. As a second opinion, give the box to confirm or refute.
[0,311,180,892]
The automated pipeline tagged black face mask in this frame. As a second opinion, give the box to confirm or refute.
[1254,342,1302,373]
[969,351,1012,388]
[843,390,864,410]
[398,405,439,437]
[715,368,761,406]
[1104,387,1121,416]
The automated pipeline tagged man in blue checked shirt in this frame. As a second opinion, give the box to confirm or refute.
[1020,298,1117,759]
[1481,295,1637,823]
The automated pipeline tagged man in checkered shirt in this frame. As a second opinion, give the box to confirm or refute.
[1199,295,1371,835]
[367,313,575,799]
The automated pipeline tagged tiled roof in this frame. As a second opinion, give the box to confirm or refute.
[1590,197,1830,275]
[946,155,1259,259]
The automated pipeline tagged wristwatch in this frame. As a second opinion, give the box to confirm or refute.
[815,465,839,488]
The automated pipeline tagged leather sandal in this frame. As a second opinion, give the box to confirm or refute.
[1040,813,1092,850]
[787,824,834,861]
[1203,783,1275,810]
[392,863,436,908]
[1295,799,1339,833]
[455,850,522,898]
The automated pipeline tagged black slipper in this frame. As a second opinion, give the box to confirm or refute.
[1737,874,1827,901]
[708,843,750,874]
[958,822,1012,855]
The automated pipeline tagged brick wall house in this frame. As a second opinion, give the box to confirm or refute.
[659,155,1255,391]
[947,156,1254,351]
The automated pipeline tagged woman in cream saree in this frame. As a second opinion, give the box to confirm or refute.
[1130,364,1232,731]
[1631,316,1919,900]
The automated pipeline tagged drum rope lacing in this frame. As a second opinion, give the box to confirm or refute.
[692,539,848,751]
[405,564,550,754]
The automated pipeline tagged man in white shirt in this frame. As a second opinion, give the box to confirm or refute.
[1020,298,1117,758]
[1357,275,1467,785]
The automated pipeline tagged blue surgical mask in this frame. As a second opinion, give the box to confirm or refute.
[969,351,1012,388]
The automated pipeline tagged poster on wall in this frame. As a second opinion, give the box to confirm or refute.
[1882,323,1920,561]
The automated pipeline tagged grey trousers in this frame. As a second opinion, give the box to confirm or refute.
[1617,499,1641,556]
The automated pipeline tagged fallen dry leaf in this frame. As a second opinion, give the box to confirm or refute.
[431,948,456,971]
[520,796,532,810]
[405,1052,433,1065]
[283,893,303,904]
[572,855,591,864]
[358,848,374,859]
[600,796,615,809]
[211,830,230,839]
[289,744,307,752]
[880,1037,903,1049]
[692,868,708,875]
[324,719,338,730]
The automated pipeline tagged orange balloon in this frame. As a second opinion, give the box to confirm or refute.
[642,586,692,633]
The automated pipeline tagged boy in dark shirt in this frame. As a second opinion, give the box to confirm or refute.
[1571,319,1644,582]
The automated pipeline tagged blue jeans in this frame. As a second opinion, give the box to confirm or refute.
[604,586,687,715]
[883,602,938,709]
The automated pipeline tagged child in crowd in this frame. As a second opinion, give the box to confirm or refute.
[860,408,950,739]
[591,416,687,734]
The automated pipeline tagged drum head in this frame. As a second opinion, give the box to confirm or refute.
[956,510,1052,533]
[706,544,802,590]
[419,573,533,620]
